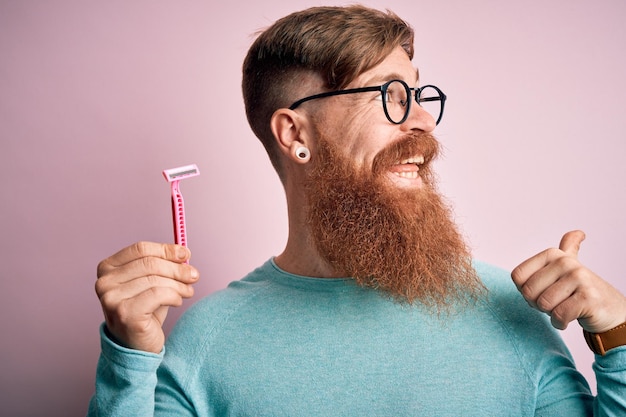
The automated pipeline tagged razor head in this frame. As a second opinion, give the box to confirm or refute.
[162,164,200,182]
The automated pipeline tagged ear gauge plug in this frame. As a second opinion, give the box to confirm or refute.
[295,146,311,161]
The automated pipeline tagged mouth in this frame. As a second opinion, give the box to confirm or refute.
[388,155,425,181]
[371,133,438,189]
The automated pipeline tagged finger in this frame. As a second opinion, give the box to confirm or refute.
[512,231,585,289]
[115,287,188,325]
[549,290,587,330]
[531,267,579,314]
[106,287,189,352]
[95,257,199,296]
[558,230,585,257]
[98,274,195,306]
[95,258,199,298]
[516,255,576,307]
[98,242,190,277]
[153,305,169,327]
[511,247,563,289]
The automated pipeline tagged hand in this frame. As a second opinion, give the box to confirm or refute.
[511,230,626,333]
[95,242,199,353]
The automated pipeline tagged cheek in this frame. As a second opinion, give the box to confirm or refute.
[316,103,391,169]
[341,108,384,155]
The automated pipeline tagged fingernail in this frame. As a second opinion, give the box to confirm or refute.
[190,269,199,280]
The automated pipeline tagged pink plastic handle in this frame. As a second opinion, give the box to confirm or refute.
[170,180,187,247]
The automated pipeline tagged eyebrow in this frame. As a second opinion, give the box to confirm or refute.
[363,69,420,87]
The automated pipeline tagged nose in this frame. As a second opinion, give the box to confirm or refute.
[403,102,436,132]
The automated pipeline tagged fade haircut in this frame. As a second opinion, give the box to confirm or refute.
[242,5,415,180]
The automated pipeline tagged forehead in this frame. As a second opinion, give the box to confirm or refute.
[352,46,419,87]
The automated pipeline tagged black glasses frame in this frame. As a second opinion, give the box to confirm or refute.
[288,79,447,125]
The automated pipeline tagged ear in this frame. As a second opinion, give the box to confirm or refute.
[270,108,312,164]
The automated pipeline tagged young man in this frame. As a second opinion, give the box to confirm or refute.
[89,6,626,416]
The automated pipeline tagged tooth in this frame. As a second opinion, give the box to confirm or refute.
[395,171,418,179]
[399,157,424,165]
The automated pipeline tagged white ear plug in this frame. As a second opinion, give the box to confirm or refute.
[295,146,311,161]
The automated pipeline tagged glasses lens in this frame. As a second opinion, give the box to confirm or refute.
[383,80,411,124]
[417,86,443,124]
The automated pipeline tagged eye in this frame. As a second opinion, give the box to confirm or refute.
[385,81,409,107]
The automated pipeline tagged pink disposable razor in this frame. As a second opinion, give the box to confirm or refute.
[162,164,200,250]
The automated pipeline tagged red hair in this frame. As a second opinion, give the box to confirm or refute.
[242,5,415,179]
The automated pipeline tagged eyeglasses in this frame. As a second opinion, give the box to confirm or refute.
[288,79,447,125]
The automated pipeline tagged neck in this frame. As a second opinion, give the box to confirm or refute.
[274,180,339,279]
[275,238,339,279]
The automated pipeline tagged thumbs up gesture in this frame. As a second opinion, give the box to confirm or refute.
[512,231,626,333]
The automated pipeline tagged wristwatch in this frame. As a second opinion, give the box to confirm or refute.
[583,322,626,355]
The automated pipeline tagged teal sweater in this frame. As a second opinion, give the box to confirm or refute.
[88,260,626,416]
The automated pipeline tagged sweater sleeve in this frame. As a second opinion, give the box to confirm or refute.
[87,324,195,417]
[476,261,626,416]
[593,347,626,416]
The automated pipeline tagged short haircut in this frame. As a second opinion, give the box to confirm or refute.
[242,5,415,179]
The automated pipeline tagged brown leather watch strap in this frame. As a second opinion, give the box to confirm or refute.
[584,321,626,356]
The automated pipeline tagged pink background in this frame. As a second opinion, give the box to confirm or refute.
[1,1,625,415]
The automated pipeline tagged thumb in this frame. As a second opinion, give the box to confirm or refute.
[558,230,586,257]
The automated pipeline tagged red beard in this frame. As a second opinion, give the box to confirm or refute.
[304,132,484,308]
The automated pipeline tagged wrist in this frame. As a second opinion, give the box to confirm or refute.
[584,321,626,355]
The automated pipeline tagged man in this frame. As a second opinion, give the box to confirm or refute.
[89,5,626,416]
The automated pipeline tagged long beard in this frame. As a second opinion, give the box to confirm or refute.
[304,132,484,308]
